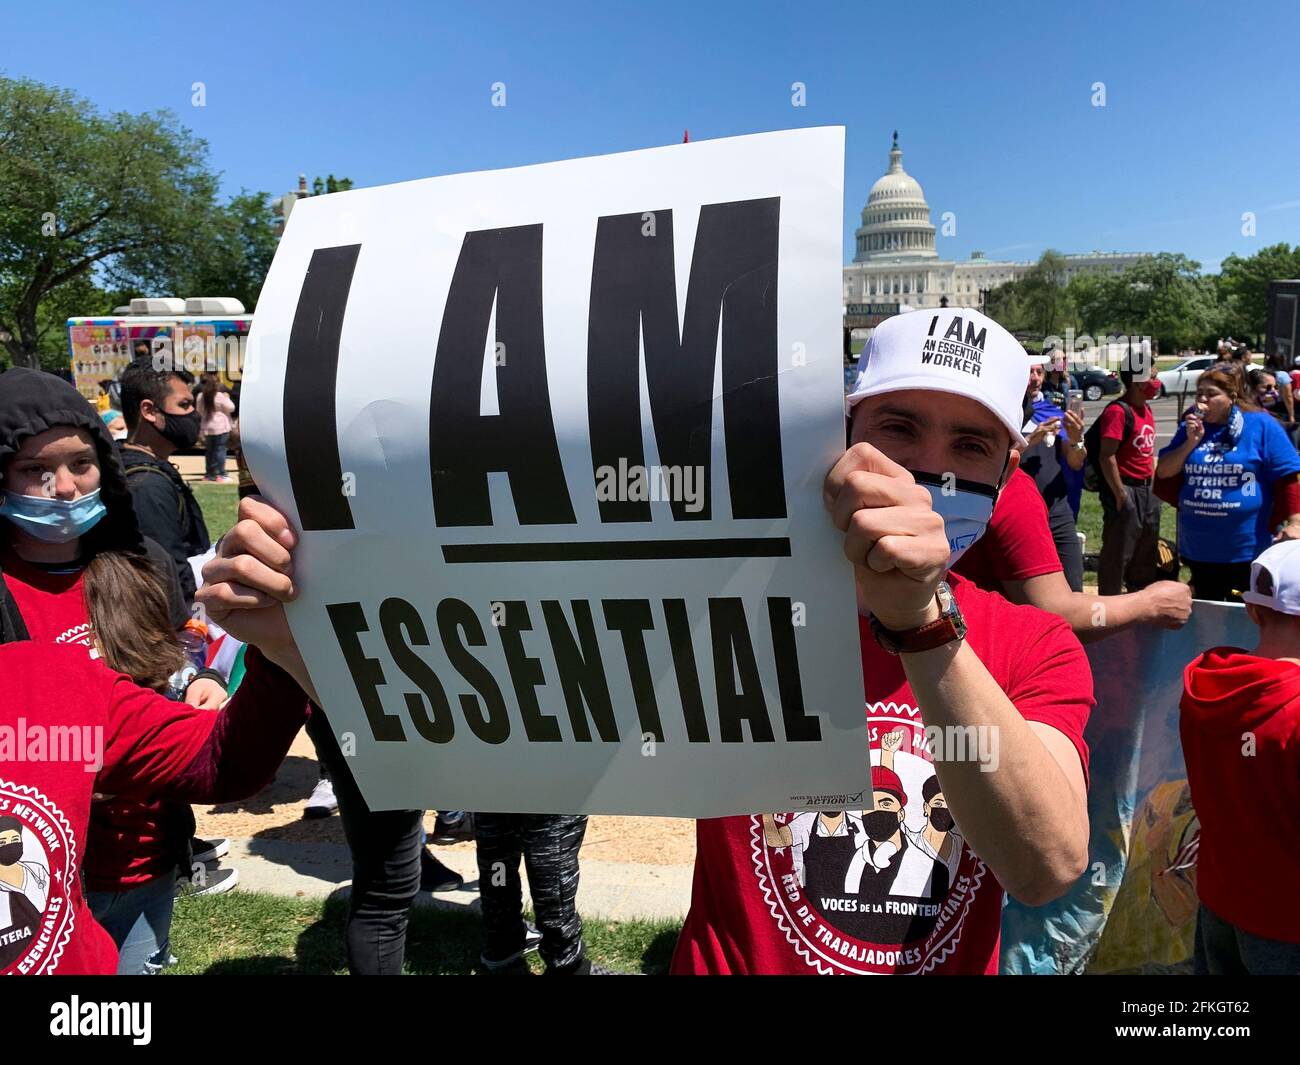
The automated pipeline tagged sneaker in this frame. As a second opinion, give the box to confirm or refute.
[190,836,229,864]
[481,957,531,975]
[176,865,239,898]
[480,921,543,971]
[303,776,338,819]
[548,957,631,975]
[430,811,475,845]
[419,848,464,892]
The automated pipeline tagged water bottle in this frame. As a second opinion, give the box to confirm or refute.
[178,619,209,673]
[169,620,209,699]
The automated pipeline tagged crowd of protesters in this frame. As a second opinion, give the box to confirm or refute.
[1,319,1298,977]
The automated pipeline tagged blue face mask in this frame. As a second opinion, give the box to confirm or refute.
[913,472,999,569]
[0,489,107,544]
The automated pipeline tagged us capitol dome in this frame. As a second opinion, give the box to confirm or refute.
[853,131,937,261]
[843,132,1146,329]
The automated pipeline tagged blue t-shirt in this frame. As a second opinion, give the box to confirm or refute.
[1161,410,1300,563]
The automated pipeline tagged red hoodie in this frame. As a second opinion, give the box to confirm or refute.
[1181,647,1300,943]
[0,642,307,974]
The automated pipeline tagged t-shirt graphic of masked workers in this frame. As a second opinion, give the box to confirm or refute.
[672,578,1093,976]
[0,818,51,969]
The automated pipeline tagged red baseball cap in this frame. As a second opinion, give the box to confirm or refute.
[872,765,908,807]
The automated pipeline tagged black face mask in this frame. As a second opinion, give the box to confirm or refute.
[158,409,201,449]
[928,807,955,833]
[0,841,23,866]
[862,810,899,842]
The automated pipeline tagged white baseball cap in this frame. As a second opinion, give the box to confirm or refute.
[1242,540,1300,616]
[846,307,1034,447]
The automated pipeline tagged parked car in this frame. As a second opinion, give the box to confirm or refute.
[1155,355,1215,398]
[1070,365,1122,401]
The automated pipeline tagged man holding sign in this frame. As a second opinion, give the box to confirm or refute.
[671,308,1094,975]
[210,132,1092,975]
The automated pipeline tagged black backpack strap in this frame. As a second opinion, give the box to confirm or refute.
[0,572,31,644]
[123,459,186,522]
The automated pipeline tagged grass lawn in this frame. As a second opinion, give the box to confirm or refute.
[1074,489,1178,550]
[166,891,681,975]
[191,481,239,542]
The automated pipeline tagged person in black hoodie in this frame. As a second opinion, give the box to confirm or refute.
[0,368,191,637]
[117,358,210,604]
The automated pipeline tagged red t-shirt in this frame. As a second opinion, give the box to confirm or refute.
[952,468,1063,590]
[2,549,187,889]
[0,551,91,652]
[1180,648,1300,942]
[0,642,307,974]
[1098,400,1156,480]
[670,575,1092,975]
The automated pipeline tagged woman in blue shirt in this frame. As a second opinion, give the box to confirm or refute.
[1157,368,1300,601]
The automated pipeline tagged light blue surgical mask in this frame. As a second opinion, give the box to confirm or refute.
[914,472,998,569]
[0,489,107,544]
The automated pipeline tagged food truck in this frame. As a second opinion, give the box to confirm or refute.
[67,296,251,404]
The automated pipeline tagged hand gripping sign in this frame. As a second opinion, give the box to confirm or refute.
[240,127,867,815]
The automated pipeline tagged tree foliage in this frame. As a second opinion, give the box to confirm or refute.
[0,75,281,370]
[987,246,1298,352]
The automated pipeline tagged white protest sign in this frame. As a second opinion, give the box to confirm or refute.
[240,126,868,815]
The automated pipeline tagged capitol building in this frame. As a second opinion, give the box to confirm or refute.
[843,133,1146,331]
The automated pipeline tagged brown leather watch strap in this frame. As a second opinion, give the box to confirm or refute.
[869,582,966,654]
[888,612,963,653]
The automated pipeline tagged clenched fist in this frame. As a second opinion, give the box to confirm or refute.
[1141,580,1192,629]
[197,496,299,659]
[823,443,950,631]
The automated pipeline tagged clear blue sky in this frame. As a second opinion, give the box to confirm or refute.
[7,0,1298,271]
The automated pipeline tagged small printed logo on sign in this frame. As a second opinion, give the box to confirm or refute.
[789,790,865,807]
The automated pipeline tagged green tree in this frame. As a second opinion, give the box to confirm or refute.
[1064,271,1117,337]
[1019,250,1072,337]
[165,190,280,311]
[309,174,353,197]
[1218,243,1300,340]
[0,75,221,369]
[984,275,1031,332]
[1102,253,1214,350]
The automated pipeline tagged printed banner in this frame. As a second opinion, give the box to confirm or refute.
[1000,600,1254,973]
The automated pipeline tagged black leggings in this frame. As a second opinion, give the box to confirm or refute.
[1184,559,1252,603]
[304,705,422,975]
[475,813,587,970]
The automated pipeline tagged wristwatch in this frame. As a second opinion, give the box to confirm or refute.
[870,581,967,655]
